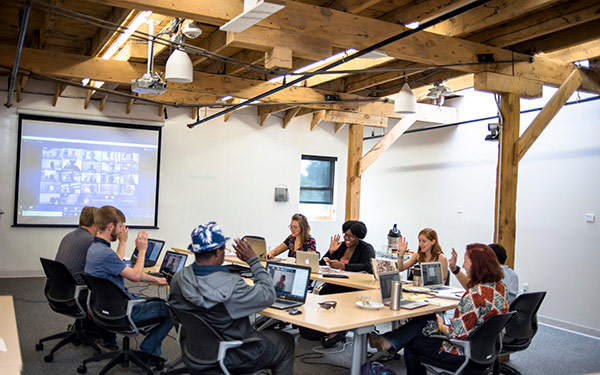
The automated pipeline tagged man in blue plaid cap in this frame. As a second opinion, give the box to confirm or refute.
[168,222,295,375]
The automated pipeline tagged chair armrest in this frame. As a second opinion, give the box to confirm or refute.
[126,299,148,334]
[217,337,263,375]
[74,285,88,315]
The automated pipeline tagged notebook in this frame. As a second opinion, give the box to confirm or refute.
[296,251,321,273]
[147,250,188,283]
[130,238,165,267]
[266,262,311,309]
[242,235,267,262]
[379,270,428,309]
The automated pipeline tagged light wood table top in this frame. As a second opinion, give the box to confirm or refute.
[259,288,458,334]
[222,253,380,290]
[0,296,22,375]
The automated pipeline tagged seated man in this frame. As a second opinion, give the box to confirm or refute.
[489,243,519,304]
[55,206,98,285]
[169,222,294,375]
[84,205,173,356]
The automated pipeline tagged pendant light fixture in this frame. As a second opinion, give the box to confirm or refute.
[394,82,417,114]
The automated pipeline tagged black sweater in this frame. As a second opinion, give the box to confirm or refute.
[319,240,375,273]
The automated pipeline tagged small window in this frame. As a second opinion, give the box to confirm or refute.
[300,155,337,205]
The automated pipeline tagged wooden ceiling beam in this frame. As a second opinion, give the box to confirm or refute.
[86,0,584,91]
[190,30,229,66]
[378,0,472,25]
[90,8,133,57]
[329,0,385,13]
[426,0,561,37]
[511,20,600,56]
[225,50,264,75]
[544,38,600,63]
[39,0,63,49]
[474,72,543,98]
[473,0,600,49]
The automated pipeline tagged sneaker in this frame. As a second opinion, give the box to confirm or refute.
[368,333,392,352]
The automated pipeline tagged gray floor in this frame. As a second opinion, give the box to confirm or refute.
[1,277,599,375]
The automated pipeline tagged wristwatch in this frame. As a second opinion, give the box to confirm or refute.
[451,265,461,275]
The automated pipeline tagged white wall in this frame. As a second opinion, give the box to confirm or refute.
[2,78,599,335]
[0,78,348,276]
[362,87,600,335]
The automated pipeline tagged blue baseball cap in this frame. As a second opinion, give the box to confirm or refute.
[188,222,229,253]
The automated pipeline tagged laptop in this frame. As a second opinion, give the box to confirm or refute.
[130,238,165,267]
[147,251,188,283]
[266,261,311,309]
[379,270,427,309]
[296,251,321,273]
[242,235,267,262]
[421,262,445,289]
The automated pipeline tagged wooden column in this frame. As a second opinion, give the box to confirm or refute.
[494,94,520,268]
[345,124,363,221]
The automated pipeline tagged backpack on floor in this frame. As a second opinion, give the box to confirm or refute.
[360,361,398,375]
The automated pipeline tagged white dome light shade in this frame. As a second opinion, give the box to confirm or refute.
[165,49,193,83]
[394,82,417,114]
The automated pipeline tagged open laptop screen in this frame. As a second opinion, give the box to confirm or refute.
[132,238,165,266]
[378,271,400,304]
[266,262,311,302]
[159,251,188,276]
[421,262,444,287]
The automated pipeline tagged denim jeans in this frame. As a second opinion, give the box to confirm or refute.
[382,313,435,352]
[131,299,173,356]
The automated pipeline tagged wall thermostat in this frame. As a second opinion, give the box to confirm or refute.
[274,186,288,202]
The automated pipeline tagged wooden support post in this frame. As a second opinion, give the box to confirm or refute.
[224,98,241,122]
[358,114,416,176]
[52,84,65,107]
[311,110,326,131]
[516,69,582,162]
[158,104,166,117]
[84,88,93,109]
[191,107,198,120]
[126,98,135,114]
[265,46,292,69]
[494,94,520,269]
[99,95,109,111]
[345,124,363,221]
[16,74,28,103]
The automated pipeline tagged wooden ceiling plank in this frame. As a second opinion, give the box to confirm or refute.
[544,38,600,63]
[426,0,561,37]
[306,56,395,88]
[191,30,229,66]
[378,0,473,24]
[329,0,384,13]
[226,50,264,75]
[474,72,543,98]
[90,8,133,57]
[358,114,416,176]
[39,0,63,49]
[478,0,600,48]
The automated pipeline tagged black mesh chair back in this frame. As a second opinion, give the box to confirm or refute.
[40,257,84,317]
[504,291,546,342]
[81,273,133,331]
[468,312,515,365]
[171,307,222,365]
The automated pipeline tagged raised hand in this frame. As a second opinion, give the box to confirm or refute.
[329,234,342,253]
[135,230,148,253]
[449,248,458,271]
[118,226,129,243]
[233,238,257,263]
[397,236,408,256]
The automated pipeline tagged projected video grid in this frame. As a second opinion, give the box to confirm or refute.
[40,147,139,206]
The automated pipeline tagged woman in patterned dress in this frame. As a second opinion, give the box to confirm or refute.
[369,243,509,375]
[267,213,316,258]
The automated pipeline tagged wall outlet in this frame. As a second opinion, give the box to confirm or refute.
[585,213,595,223]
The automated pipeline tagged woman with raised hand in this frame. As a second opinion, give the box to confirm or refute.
[369,243,509,375]
[267,213,316,259]
[397,228,449,284]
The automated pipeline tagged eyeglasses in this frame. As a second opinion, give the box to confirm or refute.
[318,301,337,310]
[343,232,357,240]
[288,225,300,230]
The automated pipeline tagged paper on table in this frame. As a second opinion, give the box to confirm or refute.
[0,337,7,352]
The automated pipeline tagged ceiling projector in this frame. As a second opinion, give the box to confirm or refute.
[131,73,167,95]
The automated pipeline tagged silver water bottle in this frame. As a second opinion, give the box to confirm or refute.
[390,281,402,310]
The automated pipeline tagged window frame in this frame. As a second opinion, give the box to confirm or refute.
[299,154,337,205]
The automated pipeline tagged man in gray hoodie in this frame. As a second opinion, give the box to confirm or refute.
[168,222,295,375]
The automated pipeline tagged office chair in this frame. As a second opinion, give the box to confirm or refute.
[35,258,101,362]
[417,311,515,375]
[162,306,263,375]
[77,273,165,375]
[496,292,546,375]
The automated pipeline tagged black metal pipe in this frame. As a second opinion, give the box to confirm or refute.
[5,0,32,108]
[363,95,600,140]
[187,0,493,128]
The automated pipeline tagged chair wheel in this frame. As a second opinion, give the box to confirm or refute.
[77,365,87,374]
[44,354,54,362]
[35,343,43,351]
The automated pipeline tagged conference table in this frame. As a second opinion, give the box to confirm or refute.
[0,296,23,375]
